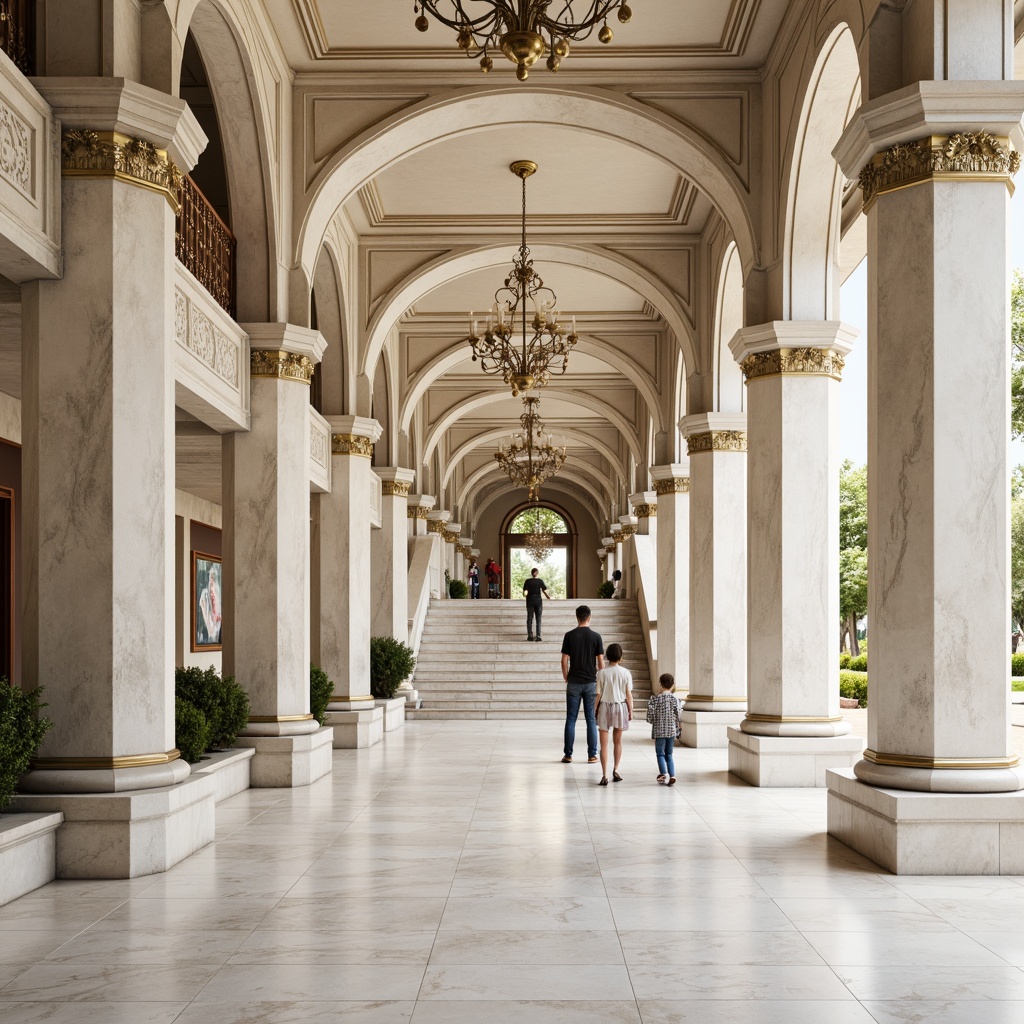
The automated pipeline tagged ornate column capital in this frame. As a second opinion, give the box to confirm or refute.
[680,413,747,456]
[250,349,315,384]
[244,323,327,365]
[629,491,658,519]
[650,464,690,497]
[426,510,452,534]
[326,415,383,458]
[618,515,638,538]
[730,322,858,383]
[377,466,416,497]
[407,494,436,519]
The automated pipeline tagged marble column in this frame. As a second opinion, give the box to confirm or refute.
[370,468,416,643]
[679,413,748,747]
[223,325,334,786]
[407,494,435,537]
[602,538,616,581]
[650,466,689,692]
[427,511,452,594]
[610,524,623,596]
[825,84,1024,873]
[618,515,638,598]
[630,492,658,539]
[727,323,863,787]
[314,417,385,748]
[15,81,216,878]
[446,524,463,590]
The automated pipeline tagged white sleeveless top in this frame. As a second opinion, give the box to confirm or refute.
[596,664,633,703]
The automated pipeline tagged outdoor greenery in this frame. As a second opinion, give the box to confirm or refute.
[310,664,333,726]
[839,670,868,708]
[509,548,566,599]
[598,580,616,599]
[839,652,850,669]
[1014,680,1024,692]
[175,695,212,763]
[175,667,249,750]
[848,654,867,672]
[449,578,469,599]
[369,636,416,700]
[839,460,868,656]
[1012,269,1024,439]
[0,683,53,808]
[509,506,568,534]
[1013,467,1024,634]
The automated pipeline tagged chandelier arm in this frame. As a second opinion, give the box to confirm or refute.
[418,1,510,32]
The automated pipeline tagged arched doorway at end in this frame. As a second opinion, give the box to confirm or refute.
[500,502,577,600]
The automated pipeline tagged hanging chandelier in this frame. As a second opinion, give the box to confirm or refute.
[468,161,578,397]
[525,509,555,562]
[494,396,567,502]
[413,1,635,80]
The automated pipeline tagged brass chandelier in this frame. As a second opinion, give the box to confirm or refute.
[413,1,635,80]
[524,509,555,562]
[494,396,567,502]
[469,161,578,397]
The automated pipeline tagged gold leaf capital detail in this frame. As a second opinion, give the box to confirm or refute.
[632,503,657,518]
[407,506,430,519]
[687,430,747,455]
[251,350,314,384]
[381,480,412,497]
[619,524,637,537]
[741,348,846,382]
[654,477,689,495]
[331,433,374,457]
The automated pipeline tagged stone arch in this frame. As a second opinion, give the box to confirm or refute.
[780,23,862,321]
[460,463,613,524]
[714,242,745,413]
[183,0,279,322]
[295,85,758,292]
[311,244,346,415]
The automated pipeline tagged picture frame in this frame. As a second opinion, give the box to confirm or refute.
[191,550,223,651]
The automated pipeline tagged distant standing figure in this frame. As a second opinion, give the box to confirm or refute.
[467,558,480,599]
[612,568,624,599]
[559,604,605,764]
[646,673,681,785]
[522,567,551,641]
[485,557,502,598]
[594,642,633,785]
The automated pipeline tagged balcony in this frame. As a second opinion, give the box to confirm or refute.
[175,174,236,319]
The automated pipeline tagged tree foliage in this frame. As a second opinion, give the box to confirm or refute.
[839,460,868,654]
[1012,492,1024,630]
[510,548,566,599]
[1013,269,1024,439]
[509,506,568,534]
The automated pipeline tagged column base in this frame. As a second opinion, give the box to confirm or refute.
[679,709,746,748]
[235,726,334,787]
[12,775,215,879]
[190,747,255,802]
[728,728,864,787]
[827,768,1024,874]
[375,697,407,732]
[329,707,384,748]
[0,812,62,906]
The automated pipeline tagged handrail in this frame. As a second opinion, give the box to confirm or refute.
[407,535,440,660]
[0,0,33,76]
[175,174,236,318]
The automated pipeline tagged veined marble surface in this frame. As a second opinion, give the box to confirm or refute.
[3,719,1024,1022]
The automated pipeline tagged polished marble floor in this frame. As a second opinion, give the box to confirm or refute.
[3,719,1024,1023]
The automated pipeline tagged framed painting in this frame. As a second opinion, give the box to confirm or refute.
[191,550,223,651]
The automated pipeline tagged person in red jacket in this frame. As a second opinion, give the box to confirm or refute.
[484,557,502,598]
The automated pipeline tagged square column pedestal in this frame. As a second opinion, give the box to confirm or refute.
[726,322,863,786]
[823,83,1024,870]
[225,325,335,785]
[678,414,748,746]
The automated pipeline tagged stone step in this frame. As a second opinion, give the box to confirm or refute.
[407,707,650,721]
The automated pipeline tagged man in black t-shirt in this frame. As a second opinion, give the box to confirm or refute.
[559,604,605,763]
[522,567,550,641]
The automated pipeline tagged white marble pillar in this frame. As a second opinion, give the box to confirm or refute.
[618,515,638,598]
[610,524,623,596]
[15,82,215,878]
[825,85,1024,873]
[650,466,689,692]
[446,523,462,590]
[223,325,334,786]
[407,494,435,537]
[679,413,748,747]
[726,323,863,787]
[314,416,384,748]
[602,538,616,582]
[426,510,452,595]
[630,492,657,539]
[370,468,416,643]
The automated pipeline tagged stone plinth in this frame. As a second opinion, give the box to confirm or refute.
[0,812,62,906]
[330,706,385,748]
[235,726,334,788]
[190,747,255,803]
[729,730,863,788]
[680,709,745,749]
[376,696,407,732]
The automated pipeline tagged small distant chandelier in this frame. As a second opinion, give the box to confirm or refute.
[525,509,555,562]
[414,1,635,80]
[494,396,567,501]
[468,161,578,397]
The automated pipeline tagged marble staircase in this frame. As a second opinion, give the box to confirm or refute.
[409,599,653,720]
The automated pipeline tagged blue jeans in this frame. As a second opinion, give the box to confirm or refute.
[526,600,542,638]
[655,737,675,777]
[564,683,598,759]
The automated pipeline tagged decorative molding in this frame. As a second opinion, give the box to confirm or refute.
[251,349,314,384]
[741,348,846,382]
[31,749,181,770]
[687,430,747,455]
[619,524,637,538]
[745,713,844,724]
[654,477,689,495]
[0,100,31,195]
[310,418,329,472]
[61,128,182,211]
[858,131,1021,208]
[632,503,657,518]
[175,289,241,390]
[427,517,447,534]
[381,479,412,497]
[604,544,616,554]
[331,433,374,458]
[862,749,1021,770]
[408,506,430,520]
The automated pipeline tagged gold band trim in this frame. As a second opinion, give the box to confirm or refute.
[859,132,1020,210]
[632,503,657,518]
[247,714,315,723]
[741,348,846,383]
[685,694,747,703]
[381,480,412,496]
[332,433,374,457]
[408,506,430,519]
[654,477,689,495]
[31,748,181,770]
[427,519,448,534]
[619,525,637,538]
[745,713,844,724]
[863,749,1021,770]
[329,694,375,703]
[686,430,747,455]
[62,129,182,213]
[251,350,314,384]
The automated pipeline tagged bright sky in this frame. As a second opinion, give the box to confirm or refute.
[837,184,1024,467]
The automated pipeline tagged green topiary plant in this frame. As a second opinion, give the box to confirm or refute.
[1012,653,1024,678]
[175,696,212,763]
[839,670,868,708]
[310,663,333,726]
[848,654,867,672]
[597,580,615,599]
[449,579,469,599]
[839,651,851,669]
[369,636,416,700]
[175,667,250,750]
[0,683,53,809]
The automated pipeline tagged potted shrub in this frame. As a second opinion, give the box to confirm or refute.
[449,578,469,599]
[369,636,416,700]
[597,580,615,599]
[175,667,249,750]
[175,695,212,764]
[310,664,334,725]
[0,683,53,808]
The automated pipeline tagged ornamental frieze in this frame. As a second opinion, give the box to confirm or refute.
[381,480,412,497]
[654,477,689,495]
[632,503,657,518]
[0,101,31,195]
[331,433,374,457]
[408,506,430,519]
[686,430,747,455]
[741,348,845,382]
[251,349,314,384]
[619,524,637,538]
[426,518,447,534]
[858,131,1021,208]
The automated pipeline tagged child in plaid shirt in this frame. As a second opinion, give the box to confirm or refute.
[645,673,681,785]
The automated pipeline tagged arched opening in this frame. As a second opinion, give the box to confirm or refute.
[500,502,577,599]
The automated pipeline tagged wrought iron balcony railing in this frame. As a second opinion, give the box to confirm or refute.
[0,0,34,75]
[175,174,236,318]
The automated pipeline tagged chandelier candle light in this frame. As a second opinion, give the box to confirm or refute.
[494,396,567,502]
[468,161,579,396]
[525,509,555,562]
[414,1,635,79]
